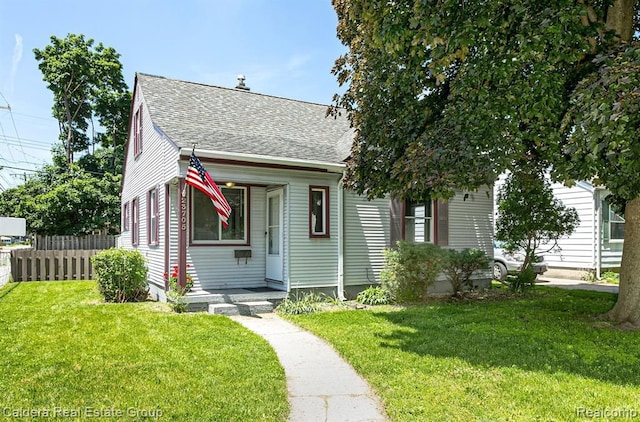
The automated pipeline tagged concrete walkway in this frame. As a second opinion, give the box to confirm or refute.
[537,276,619,294]
[230,313,387,422]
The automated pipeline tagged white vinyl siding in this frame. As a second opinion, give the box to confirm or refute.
[120,83,180,288]
[539,183,596,269]
[494,174,623,271]
[186,187,267,290]
[288,177,340,289]
[448,186,494,281]
[343,193,390,287]
[448,186,494,256]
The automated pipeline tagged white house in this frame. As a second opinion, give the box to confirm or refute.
[494,174,624,279]
[119,73,494,310]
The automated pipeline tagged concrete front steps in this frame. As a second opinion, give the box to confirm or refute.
[177,288,288,313]
[209,301,275,316]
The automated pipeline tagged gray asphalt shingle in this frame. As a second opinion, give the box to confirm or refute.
[137,73,354,164]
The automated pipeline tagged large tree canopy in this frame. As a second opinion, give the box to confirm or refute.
[0,34,129,236]
[332,1,603,200]
[33,33,130,164]
[332,0,640,325]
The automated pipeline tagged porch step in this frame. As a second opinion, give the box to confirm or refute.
[208,301,274,316]
[236,301,274,315]
[208,303,240,316]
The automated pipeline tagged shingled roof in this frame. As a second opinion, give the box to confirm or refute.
[137,73,354,164]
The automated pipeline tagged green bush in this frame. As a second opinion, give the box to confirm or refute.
[441,248,489,296]
[356,286,392,305]
[276,291,321,315]
[92,248,148,303]
[506,264,537,293]
[601,271,620,284]
[381,241,444,302]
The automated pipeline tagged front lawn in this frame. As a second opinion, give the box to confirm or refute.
[0,281,288,421]
[287,287,640,421]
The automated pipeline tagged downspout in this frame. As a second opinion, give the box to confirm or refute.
[337,173,346,300]
[595,190,602,279]
[286,182,291,293]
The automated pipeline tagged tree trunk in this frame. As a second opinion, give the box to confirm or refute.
[601,0,638,326]
[605,197,640,326]
[605,0,634,43]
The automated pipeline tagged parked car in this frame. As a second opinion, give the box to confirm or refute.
[493,242,548,281]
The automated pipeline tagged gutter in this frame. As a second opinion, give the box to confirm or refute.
[180,148,346,174]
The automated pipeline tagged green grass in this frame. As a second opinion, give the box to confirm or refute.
[0,281,288,421]
[287,287,640,421]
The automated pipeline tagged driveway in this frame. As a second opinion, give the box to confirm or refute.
[537,276,619,294]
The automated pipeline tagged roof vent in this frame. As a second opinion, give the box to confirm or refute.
[235,74,250,91]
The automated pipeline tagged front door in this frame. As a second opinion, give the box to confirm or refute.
[266,189,284,281]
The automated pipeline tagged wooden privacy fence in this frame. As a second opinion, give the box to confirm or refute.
[10,249,100,282]
[34,235,116,251]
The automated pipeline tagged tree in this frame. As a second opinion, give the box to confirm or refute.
[495,171,580,274]
[332,1,640,325]
[33,34,130,164]
[0,163,121,235]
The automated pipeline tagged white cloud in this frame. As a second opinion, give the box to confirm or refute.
[286,53,312,72]
[10,33,23,94]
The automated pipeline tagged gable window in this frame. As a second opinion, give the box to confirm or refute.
[602,200,625,242]
[133,105,143,158]
[310,186,329,238]
[122,202,130,232]
[148,188,159,246]
[192,186,247,244]
[131,197,140,246]
[405,200,434,243]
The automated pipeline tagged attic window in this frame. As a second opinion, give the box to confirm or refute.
[134,105,143,158]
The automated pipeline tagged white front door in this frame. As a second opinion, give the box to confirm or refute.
[266,189,284,281]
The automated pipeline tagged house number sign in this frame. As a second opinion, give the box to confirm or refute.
[180,191,187,232]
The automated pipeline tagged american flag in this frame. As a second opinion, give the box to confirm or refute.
[185,153,232,227]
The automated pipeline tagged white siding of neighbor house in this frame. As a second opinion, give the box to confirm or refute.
[343,193,390,287]
[493,173,623,271]
[120,85,181,288]
[539,182,596,269]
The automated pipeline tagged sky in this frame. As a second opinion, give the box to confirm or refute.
[0,0,347,190]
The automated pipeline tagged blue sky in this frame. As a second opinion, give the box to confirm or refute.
[0,0,346,190]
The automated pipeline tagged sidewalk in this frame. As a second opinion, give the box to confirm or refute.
[231,313,387,422]
[537,276,619,294]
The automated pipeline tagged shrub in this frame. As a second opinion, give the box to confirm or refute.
[356,286,392,305]
[601,271,620,284]
[164,266,195,313]
[441,248,490,296]
[165,265,194,295]
[92,248,148,303]
[381,241,444,302]
[507,264,537,293]
[276,291,321,315]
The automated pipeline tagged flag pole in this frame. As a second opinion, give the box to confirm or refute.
[182,143,198,198]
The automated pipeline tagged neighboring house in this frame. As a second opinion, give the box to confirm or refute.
[120,73,494,308]
[494,174,624,279]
